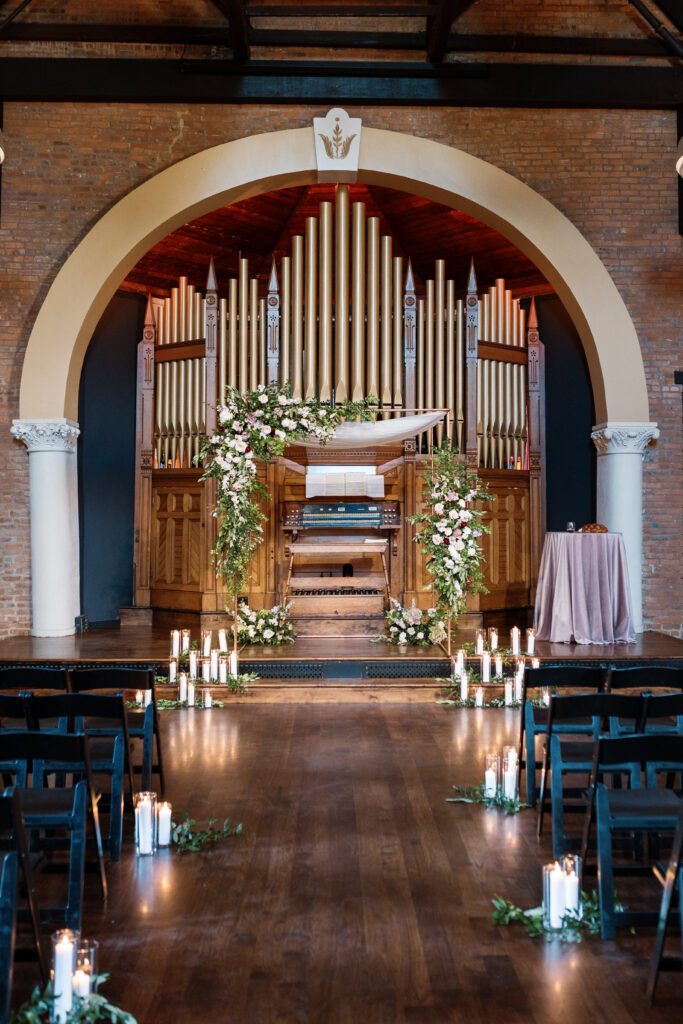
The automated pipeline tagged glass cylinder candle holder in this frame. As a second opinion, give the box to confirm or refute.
[178,673,188,703]
[210,649,219,681]
[188,650,199,680]
[134,792,157,856]
[187,679,196,708]
[474,686,484,708]
[201,629,213,657]
[494,654,503,679]
[484,752,499,798]
[229,651,238,678]
[510,626,521,656]
[543,861,566,930]
[73,938,99,999]
[542,687,551,707]
[203,688,213,710]
[502,746,518,800]
[475,628,486,655]
[135,690,144,706]
[144,689,152,708]
[218,628,229,653]
[157,801,172,847]
[52,929,79,1023]
[201,657,211,683]
[488,627,499,652]
[526,628,536,656]
[459,670,468,703]
[481,651,491,683]
[218,655,228,684]
[168,658,178,684]
[562,854,582,919]
[504,678,513,707]
[181,628,191,654]
[531,658,540,670]
[169,629,180,658]
[455,649,465,676]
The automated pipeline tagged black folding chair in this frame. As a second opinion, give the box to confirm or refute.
[608,665,683,692]
[517,665,608,805]
[0,790,48,986]
[647,805,683,1003]
[28,694,133,860]
[69,668,165,795]
[0,851,17,1024]
[642,691,683,737]
[581,733,683,939]
[0,667,68,692]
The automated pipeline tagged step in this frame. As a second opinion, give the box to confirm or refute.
[291,613,385,636]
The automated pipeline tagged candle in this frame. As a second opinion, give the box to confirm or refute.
[144,689,152,708]
[169,629,180,658]
[503,746,518,800]
[187,680,196,707]
[495,654,503,678]
[542,687,551,707]
[136,795,154,856]
[526,628,536,656]
[531,657,540,669]
[459,670,468,703]
[475,629,485,655]
[455,649,465,676]
[188,650,198,679]
[72,969,90,999]
[201,629,212,657]
[229,650,238,678]
[210,649,219,680]
[135,690,144,706]
[481,651,491,683]
[488,628,498,652]
[218,656,228,684]
[484,753,498,798]
[475,686,484,708]
[510,626,521,656]
[178,673,188,703]
[504,679,513,706]
[203,688,213,709]
[157,801,172,847]
[218,628,228,653]
[515,674,523,703]
[201,657,211,683]
[181,628,191,654]
[52,932,75,1022]
[547,862,566,929]
[565,869,580,917]
[168,659,178,684]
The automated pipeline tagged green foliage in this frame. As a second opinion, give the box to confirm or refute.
[447,783,529,815]
[492,890,604,943]
[10,977,136,1023]
[171,812,244,854]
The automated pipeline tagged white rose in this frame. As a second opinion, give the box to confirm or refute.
[399,632,407,643]
[407,627,415,635]
[434,502,444,515]
[263,628,274,639]
[459,499,466,508]
[432,534,442,545]
[417,632,424,640]
[258,393,268,404]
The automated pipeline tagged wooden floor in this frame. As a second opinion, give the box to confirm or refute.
[12,704,682,1023]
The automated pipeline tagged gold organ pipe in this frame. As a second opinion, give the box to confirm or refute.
[351,201,366,401]
[319,202,333,401]
[335,185,350,402]
[178,277,188,343]
[154,363,163,465]
[186,284,195,341]
[171,287,179,344]
[228,279,238,389]
[511,298,519,348]
[291,235,304,399]
[162,361,171,465]
[483,359,492,467]
[476,358,484,467]
[417,298,425,412]
[505,289,513,348]
[249,277,259,392]
[238,259,249,393]
[304,216,318,399]
[521,363,528,465]
[446,279,455,446]
[218,297,228,404]
[511,361,520,464]
[495,279,505,345]
[425,279,434,413]
[456,297,465,451]
[392,256,403,407]
[185,358,194,465]
[280,257,291,387]
[434,260,445,444]
[170,359,179,467]
[366,216,380,401]
[194,292,203,341]
[178,359,187,467]
[259,298,267,387]
[519,305,527,347]
[155,304,164,346]
[163,297,171,347]
[495,361,505,468]
[380,236,393,409]
[195,357,204,460]
[503,362,513,467]
[488,286,497,347]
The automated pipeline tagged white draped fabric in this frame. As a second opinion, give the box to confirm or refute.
[301,411,445,449]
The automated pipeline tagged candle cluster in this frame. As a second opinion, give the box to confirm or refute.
[51,931,99,1021]
[134,792,173,856]
[169,627,239,702]
[483,746,519,801]
[451,633,538,706]
[543,855,582,929]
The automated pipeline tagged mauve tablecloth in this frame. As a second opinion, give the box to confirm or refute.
[534,533,636,644]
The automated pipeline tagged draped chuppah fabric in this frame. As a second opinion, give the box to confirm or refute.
[300,411,445,449]
[534,533,635,644]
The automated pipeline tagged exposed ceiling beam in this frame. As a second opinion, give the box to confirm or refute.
[445,33,668,56]
[250,28,423,48]
[627,0,683,60]
[0,0,33,36]
[0,58,681,107]
[427,1,475,63]
[209,0,250,60]
[1,23,234,44]
[246,4,436,14]
[652,0,683,35]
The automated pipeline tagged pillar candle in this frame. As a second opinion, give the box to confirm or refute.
[475,629,485,655]
[178,673,188,703]
[488,628,498,651]
[135,690,144,706]
[168,659,178,684]
[188,650,198,679]
[531,658,540,669]
[542,688,551,707]
[218,628,228,653]
[218,656,228,684]
[157,802,172,847]
[203,688,213,709]
[210,649,219,680]
[459,670,468,703]
[484,764,497,798]
[504,679,513,706]
[526,628,536,656]
[201,630,212,657]
[72,970,90,999]
[481,652,491,683]
[548,862,565,928]
[201,658,211,683]
[53,933,75,1022]
[144,689,152,708]
[495,654,503,678]
[565,869,580,916]
[187,680,196,707]
[510,626,520,656]
[515,674,523,703]
[229,651,238,678]
[181,628,191,654]
[136,797,153,856]
[475,686,484,708]
[455,649,465,676]
[169,629,180,658]
[503,766,517,800]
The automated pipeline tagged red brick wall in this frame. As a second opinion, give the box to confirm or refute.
[1,103,681,636]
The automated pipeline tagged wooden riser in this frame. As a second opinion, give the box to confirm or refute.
[290,594,385,617]
[292,613,385,636]
[158,680,442,704]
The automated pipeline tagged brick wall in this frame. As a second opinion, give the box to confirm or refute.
[1,102,681,637]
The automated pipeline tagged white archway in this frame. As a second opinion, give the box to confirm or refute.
[12,123,657,634]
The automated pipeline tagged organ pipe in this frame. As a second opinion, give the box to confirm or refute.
[446,279,455,446]
[238,259,249,393]
[380,235,393,408]
[228,278,238,389]
[280,257,291,387]
[249,277,259,392]
[392,256,403,407]
[366,216,380,400]
[351,201,366,402]
[291,235,304,399]
[304,216,318,400]
[335,185,350,402]
[319,202,333,401]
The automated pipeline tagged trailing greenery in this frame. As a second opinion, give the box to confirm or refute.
[171,812,244,854]
[10,976,136,1023]
[198,382,378,598]
[407,443,491,619]
[492,890,606,943]
[447,783,528,815]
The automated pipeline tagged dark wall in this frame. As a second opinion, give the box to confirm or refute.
[535,295,596,531]
[78,292,145,626]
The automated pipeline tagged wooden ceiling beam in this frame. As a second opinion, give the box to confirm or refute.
[246,4,436,15]
[209,0,250,60]
[652,0,683,35]
[1,23,233,44]
[426,0,475,63]
[627,0,683,60]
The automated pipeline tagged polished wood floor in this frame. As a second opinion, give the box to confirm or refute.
[13,705,681,1023]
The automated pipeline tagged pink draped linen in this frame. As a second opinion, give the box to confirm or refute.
[534,533,636,644]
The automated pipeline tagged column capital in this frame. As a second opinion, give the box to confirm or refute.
[11,418,80,454]
[591,421,659,456]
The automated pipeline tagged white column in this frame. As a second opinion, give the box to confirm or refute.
[591,421,659,634]
[11,419,81,637]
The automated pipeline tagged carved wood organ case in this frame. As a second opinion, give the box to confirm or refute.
[132,184,546,626]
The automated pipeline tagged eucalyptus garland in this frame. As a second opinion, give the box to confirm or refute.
[491,891,615,943]
[447,783,528,815]
[408,443,491,618]
[199,383,377,598]
[10,977,136,1023]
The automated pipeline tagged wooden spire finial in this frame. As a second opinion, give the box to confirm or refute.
[144,293,155,325]
[466,257,477,294]
[405,258,415,293]
[206,257,218,292]
[528,296,538,328]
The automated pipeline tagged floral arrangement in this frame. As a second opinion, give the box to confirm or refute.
[409,443,491,618]
[198,382,377,599]
[233,602,296,645]
[381,599,447,646]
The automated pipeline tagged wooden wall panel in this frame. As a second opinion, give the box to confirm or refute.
[479,470,531,611]
[150,473,204,610]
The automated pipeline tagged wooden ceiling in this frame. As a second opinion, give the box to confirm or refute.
[122,183,552,300]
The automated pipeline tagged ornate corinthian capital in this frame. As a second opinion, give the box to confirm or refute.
[591,421,659,456]
[11,418,80,453]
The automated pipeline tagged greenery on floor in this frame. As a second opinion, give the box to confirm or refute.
[447,784,528,815]
[492,891,608,943]
[10,977,136,1023]
[172,812,244,854]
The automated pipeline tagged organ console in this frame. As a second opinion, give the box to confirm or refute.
[131,184,546,630]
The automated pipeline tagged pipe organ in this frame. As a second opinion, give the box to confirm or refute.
[132,185,546,627]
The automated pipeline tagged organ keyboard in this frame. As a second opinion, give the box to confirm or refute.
[282,501,400,530]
